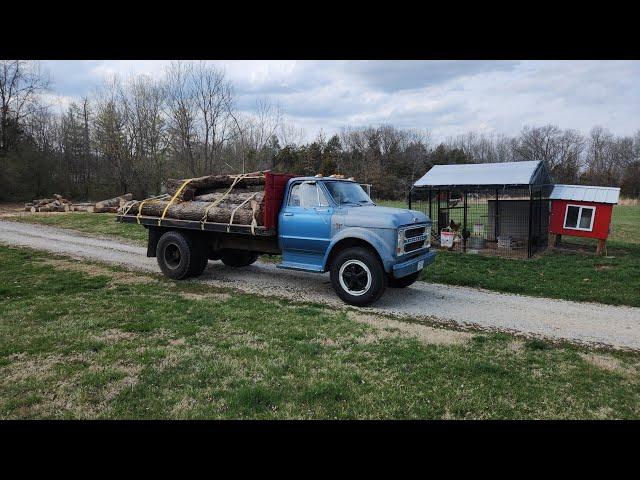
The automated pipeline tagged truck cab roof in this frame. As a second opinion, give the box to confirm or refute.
[289,176,355,183]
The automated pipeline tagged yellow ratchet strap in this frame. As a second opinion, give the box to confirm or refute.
[227,192,259,233]
[200,172,251,230]
[159,178,193,226]
[136,198,152,224]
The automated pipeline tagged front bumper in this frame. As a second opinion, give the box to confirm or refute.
[392,250,436,279]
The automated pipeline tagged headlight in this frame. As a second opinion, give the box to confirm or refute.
[396,227,406,256]
[425,226,431,248]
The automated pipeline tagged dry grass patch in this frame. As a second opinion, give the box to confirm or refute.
[178,292,231,302]
[580,353,637,377]
[91,329,138,344]
[347,311,472,346]
[41,257,156,287]
[1,353,65,384]
[508,340,525,353]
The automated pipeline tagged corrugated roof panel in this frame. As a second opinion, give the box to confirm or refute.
[583,188,597,202]
[550,184,620,204]
[413,161,544,187]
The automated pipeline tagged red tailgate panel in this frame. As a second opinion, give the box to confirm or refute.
[263,172,296,231]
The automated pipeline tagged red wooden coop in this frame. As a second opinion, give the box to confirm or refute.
[548,184,620,255]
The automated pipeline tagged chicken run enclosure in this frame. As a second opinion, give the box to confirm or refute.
[409,161,554,258]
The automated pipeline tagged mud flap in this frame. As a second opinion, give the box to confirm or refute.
[147,226,162,257]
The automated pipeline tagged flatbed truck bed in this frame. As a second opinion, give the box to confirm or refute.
[116,213,276,236]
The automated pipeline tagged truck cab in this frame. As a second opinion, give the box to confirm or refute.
[276,177,435,305]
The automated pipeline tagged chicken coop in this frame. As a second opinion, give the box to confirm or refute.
[409,161,554,258]
[548,184,620,255]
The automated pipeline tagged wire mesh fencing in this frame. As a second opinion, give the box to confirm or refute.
[410,186,551,259]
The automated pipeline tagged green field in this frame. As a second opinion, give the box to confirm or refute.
[1,245,639,419]
[5,204,640,306]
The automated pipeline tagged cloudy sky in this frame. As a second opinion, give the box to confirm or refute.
[40,60,639,142]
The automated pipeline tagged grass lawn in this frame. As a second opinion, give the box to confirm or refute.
[1,244,639,419]
[4,205,640,306]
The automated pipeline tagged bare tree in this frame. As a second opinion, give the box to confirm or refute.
[93,75,131,194]
[0,60,50,152]
[278,116,305,147]
[164,61,198,176]
[189,62,233,174]
[513,125,585,183]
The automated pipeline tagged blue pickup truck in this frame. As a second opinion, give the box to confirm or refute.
[117,173,435,306]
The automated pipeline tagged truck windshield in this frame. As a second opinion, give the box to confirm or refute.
[324,181,374,206]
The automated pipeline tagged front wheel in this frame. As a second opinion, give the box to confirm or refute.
[388,271,420,288]
[330,247,386,306]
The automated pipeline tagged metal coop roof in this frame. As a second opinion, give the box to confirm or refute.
[550,184,620,204]
[413,160,550,188]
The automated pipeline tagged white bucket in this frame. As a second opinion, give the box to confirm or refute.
[473,223,484,236]
[440,230,455,248]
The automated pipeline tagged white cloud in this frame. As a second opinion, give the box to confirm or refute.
[39,60,640,143]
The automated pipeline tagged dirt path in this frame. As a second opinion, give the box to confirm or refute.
[2,219,640,350]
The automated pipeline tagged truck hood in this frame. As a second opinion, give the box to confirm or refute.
[340,205,429,229]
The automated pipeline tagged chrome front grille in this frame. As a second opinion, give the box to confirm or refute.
[398,224,430,256]
[405,227,426,239]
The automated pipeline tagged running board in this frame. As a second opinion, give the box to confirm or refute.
[277,261,324,273]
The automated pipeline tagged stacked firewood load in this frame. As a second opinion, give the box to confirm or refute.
[25,193,133,213]
[121,172,266,226]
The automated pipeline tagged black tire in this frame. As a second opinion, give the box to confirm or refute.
[220,249,260,267]
[330,247,386,306]
[388,271,420,288]
[156,230,204,280]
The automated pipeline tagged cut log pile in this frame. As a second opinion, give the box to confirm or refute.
[121,172,266,226]
[26,193,134,213]
[93,194,133,213]
[26,194,72,212]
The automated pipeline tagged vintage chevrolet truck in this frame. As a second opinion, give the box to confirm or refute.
[117,172,435,306]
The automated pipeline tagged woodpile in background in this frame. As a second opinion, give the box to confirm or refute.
[25,193,133,213]
[122,172,266,226]
[26,194,72,212]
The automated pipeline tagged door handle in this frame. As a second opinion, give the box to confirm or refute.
[284,212,293,217]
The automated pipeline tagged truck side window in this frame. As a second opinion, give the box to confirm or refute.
[299,183,329,208]
[288,184,301,207]
[289,182,330,208]
[300,183,317,208]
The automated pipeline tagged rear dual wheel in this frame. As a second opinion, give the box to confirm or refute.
[156,231,208,280]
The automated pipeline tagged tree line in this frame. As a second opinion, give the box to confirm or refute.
[1,60,639,202]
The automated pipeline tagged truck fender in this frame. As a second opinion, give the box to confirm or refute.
[322,227,395,273]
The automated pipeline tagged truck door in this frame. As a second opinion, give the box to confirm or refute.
[279,181,333,270]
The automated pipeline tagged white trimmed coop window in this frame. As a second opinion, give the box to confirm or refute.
[563,204,595,231]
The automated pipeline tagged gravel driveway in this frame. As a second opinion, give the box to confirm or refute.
[1,219,640,350]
